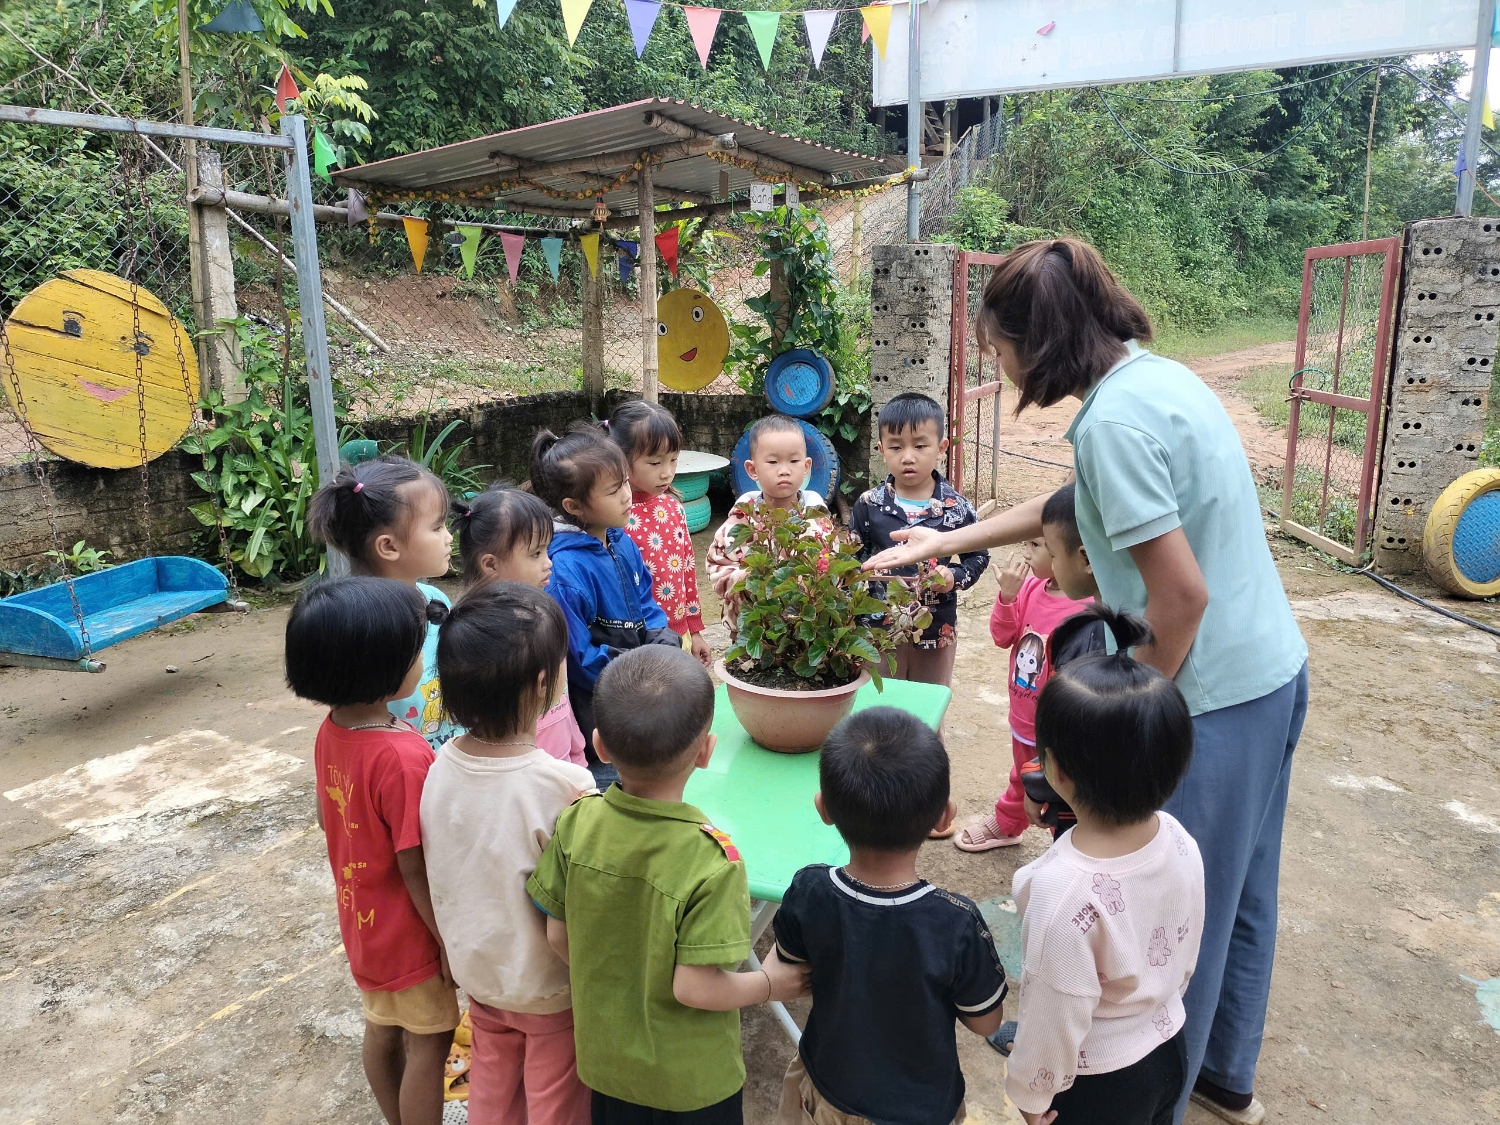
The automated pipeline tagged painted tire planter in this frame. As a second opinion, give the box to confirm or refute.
[673,450,729,504]
[730,419,839,502]
[682,494,713,533]
[714,659,870,753]
[764,348,835,418]
[675,473,711,501]
[1423,467,1500,598]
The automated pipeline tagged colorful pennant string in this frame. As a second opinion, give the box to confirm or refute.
[617,239,639,283]
[625,0,662,57]
[496,0,518,29]
[580,232,601,278]
[313,129,338,182]
[804,10,837,70]
[683,7,722,69]
[274,64,299,114]
[541,237,565,280]
[500,232,527,283]
[655,226,680,277]
[457,225,482,279]
[345,188,368,228]
[560,0,594,45]
[402,217,429,273]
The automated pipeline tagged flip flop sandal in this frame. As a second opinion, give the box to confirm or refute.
[452,1009,472,1048]
[987,1021,1017,1057]
[444,1040,471,1101]
[954,817,1024,852]
[928,823,958,839]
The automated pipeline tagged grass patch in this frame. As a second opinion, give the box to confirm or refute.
[1155,316,1297,362]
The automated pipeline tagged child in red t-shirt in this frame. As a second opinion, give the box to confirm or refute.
[286,576,458,1125]
[957,484,1096,852]
[610,400,710,666]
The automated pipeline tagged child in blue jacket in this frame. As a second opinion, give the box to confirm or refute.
[531,424,681,786]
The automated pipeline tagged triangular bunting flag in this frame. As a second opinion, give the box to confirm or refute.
[624,0,662,58]
[1455,146,1468,179]
[861,5,891,60]
[496,0,518,29]
[683,7,722,69]
[346,188,368,227]
[201,0,264,33]
[313,129,337,182]
[580,232,601,278]
[927,0,939,12]
[655,226,680,277]
[457,225,482,279]
[559,0,594,46]
[1486,89,1495,131]
[617,239,638,284]
[402,217,429,273]
[541,237,565,280]
[274,64,299,114]
[804,11,837,69]
[500,232,526,283]
[743,11,780,70]
[861,20,869,43]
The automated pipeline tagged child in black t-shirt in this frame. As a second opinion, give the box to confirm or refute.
[772,708,1007,1125]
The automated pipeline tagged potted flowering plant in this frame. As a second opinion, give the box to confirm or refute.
[716,500,937,752]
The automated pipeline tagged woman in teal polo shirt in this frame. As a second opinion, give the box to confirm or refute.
[866,239,1307,1125]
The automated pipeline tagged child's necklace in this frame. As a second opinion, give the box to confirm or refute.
[842,867,920,892]
[467,735,535,749]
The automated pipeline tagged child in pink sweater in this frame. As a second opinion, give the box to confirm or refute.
[1002,606,1203,1125]
[957,485,1095,852]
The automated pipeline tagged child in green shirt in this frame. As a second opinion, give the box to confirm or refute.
[527,646,809,1124]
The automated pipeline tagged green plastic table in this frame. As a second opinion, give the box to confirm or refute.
[685,677,952,903]
[684,677,951,1042]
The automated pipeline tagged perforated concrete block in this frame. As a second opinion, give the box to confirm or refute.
[1374,217,1500,572]
[869,243,955,481]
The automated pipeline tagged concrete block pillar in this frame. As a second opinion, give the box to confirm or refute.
[1374,217,1497,573]
[868,243,954,485]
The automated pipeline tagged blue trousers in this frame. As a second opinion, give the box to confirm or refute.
[1165,663,1309,1122]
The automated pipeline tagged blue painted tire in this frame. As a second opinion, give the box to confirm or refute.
[730,418,839,503]
[682,494,713,533]
[675,471,711,502]
[764,349,835,419]
[1423,468,1500,597]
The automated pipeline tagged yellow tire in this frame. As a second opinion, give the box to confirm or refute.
[1423,467,1500,598]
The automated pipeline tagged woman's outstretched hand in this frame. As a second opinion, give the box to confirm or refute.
[862,525,947,571]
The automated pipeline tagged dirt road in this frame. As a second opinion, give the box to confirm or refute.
[3,345,1498,1124]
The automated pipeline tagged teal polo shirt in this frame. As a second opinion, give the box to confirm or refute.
[1064,342,1306,715]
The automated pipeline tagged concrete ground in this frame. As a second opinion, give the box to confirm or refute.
[3,346,1499,1124]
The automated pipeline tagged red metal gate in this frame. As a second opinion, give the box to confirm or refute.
[948,250,1006,501]
[1281,237,1402,564]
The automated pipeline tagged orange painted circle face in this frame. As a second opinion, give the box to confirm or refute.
[1,270,198,468]
[656,287,729,392]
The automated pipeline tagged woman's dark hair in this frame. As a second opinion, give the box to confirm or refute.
[977,239,1154,413]
[453,483,554,584]
[307,454,449,571]
[285,577,427,707]
[609,399,682,461]
[530,423,629,527]
[1033,607,1192,825]
[820,707,950,850]
[593,646,714,774]
[437,582,568,739]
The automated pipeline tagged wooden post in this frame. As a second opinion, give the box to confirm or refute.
[769,259,790,352]
[849,197,864,286]
[582,253,606,415]
[177,0,209,385]
[195,146,244,400]
[638,162,658,403]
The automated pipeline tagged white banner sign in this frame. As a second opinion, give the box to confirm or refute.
[750,181,776,211]
[872,0,1483,106]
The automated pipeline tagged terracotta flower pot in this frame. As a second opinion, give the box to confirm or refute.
[714,659,870,753]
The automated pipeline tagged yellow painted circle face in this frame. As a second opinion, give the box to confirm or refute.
[2,270,198,469]
[656,287,729,392]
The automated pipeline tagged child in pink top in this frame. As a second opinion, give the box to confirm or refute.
[610,400,710,666]
[453,483,587,766]
[1003,607,1203,1125]
[957,484,1095,852]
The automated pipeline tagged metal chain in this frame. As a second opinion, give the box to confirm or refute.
[1,322,92,656]
[127,271,155,559]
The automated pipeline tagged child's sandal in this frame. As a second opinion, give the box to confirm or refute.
[986,1021,1018,1056]
[954,817,1024,852]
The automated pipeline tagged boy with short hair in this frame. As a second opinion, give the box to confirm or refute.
[772,706,1007,1125]
[707,413,834,640]
[850,393,989,687]
[526,646,809,1124]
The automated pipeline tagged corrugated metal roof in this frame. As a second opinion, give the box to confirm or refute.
[335,98,896,217]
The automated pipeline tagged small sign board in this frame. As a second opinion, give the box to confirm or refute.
[785,183,799,209]
[749,182,775,212]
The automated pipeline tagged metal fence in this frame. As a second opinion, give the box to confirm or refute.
[1281,237,1402,563]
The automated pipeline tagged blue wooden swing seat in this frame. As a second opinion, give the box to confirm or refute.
[0,557,228,672]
